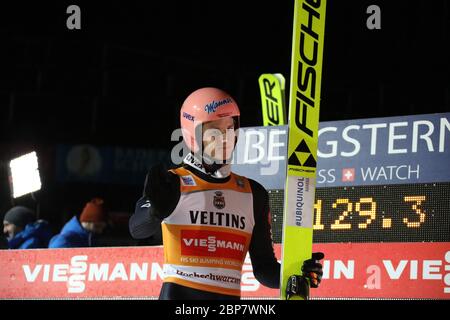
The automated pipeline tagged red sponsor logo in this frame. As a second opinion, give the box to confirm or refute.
[0,247,165,298]
[181,230,247,260]
[309,243,450,299]
[342,168,355,182]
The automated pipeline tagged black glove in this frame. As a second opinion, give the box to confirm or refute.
[143,164,180,219]
[285,252,325,300]
[286,274,310,300]
[301,252,324,288]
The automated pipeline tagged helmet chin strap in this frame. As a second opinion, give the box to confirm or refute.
[202,155,232,178]
[183,153,232,178]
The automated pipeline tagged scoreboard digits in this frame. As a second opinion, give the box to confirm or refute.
[314,195,426,231]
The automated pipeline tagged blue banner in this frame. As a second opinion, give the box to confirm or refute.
[55,113,450,189]
[56,144,170,185]
[232,113,450,188]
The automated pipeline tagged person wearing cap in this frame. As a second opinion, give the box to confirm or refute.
[3,206,53,249]
[129,88,324,300]
[49,198,108,248]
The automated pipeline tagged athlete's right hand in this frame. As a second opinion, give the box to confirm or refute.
[302,252,324,288]
[143,164,180,217]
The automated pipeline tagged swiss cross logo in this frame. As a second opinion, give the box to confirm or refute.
[342,168,355,182]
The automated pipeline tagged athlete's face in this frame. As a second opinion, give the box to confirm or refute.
[202,117,236,163]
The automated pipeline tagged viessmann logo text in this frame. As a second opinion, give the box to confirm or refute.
[18,254,260,294]
[181,230,247,260]
[21,256,164,293]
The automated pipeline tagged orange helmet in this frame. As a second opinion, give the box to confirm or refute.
[180,87,240,153]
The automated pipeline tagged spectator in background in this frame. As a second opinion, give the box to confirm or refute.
[49,198,108,248]
[3,206,53,249]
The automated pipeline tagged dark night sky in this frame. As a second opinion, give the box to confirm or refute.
[1,0,449,143]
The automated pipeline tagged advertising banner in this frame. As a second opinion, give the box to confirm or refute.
[55,145,170,185]
[232,112,450,189]
[54,113,450,190]
[1,243,449,299]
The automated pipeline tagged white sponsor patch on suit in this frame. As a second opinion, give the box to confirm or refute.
[181,175,196,186]
[286,176,315,228]
[141,200,151,208]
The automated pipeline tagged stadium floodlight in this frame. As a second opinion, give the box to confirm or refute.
[9,151,42,199]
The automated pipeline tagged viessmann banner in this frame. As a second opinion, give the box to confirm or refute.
[1,243,449,299]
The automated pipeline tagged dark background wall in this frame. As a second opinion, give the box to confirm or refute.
[0,0,449,244]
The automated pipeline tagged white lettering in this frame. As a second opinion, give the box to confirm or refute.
[410,260,418,280]
[317,169,335,184]
[43,264,50,282]
[70,255,88,274]
[439,117,450,152]
[267,130,285,161]
[216,240,226,249]
[244,130,265,164]
[88,264,109,281]
[341,125,361,157]
[423,260,442,280]
[108,263,128,281]
[361,165,419,181]
[388,122,408,154]
[408,164,420,179]
[376,167,387,180]
[22,265,42,282]
[443,251,450,293]
[396,165,408,180]
[241,272,260,291]
[334,260,354,279]
[68,274,85,293]
[53,264,69,282]
[362,123,387,155]
[318,127,338,158]
[412,121,434,153]
[383,260,408,279]
[129,263,148,281]
[322,260,330,279]
[150,262,164,280]
[361,167,377,181]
